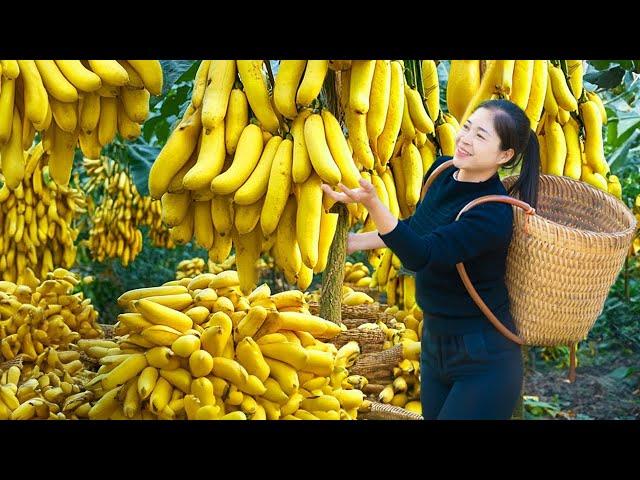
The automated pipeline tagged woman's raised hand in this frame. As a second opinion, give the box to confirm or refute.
[320,178,378,207]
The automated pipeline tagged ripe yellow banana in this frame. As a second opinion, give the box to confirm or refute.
[296,60,328,108]
[125,60,163,96]
[377,61,405,165]
[201,60,236,131]
[447,60,480,122]
[34,60,78,102]
[224,88,249,156]
[260,138,293,236]
[236,60,280,133]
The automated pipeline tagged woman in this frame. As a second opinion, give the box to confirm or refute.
[321,99,541,420]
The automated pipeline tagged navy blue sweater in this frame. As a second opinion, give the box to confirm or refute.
[379,156,514,335]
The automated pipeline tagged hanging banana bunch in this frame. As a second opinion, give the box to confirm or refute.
[0,60,163,189]
[445,60,619,198]
[0,142,86,282]
[84,156,146,266]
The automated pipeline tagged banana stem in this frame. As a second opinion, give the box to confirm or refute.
[264,60,275,89]
[415,60,426,102]
[403,59,416,89]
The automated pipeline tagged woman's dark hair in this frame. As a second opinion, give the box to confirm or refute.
[475,99,540,209]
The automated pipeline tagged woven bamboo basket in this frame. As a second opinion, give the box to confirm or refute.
[358,401,423,420]
[498,174,637,345]
[0,354,27,373]
[331,328,385,354]
[348,344,403,381]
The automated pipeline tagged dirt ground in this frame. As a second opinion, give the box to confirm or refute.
[523,355,640,420]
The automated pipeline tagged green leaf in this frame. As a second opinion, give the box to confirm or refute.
[584,66,625,89]
[126,142,160,197]
[609,129,640,171]
[588,60,614,71]
[159,60,197,97]
[607,366,636,379]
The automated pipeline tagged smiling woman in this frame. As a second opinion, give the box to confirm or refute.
[322,99,541,419]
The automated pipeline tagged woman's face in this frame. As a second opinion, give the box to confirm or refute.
[452,107,514,174]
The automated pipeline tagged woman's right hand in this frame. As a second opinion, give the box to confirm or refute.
[320,178,379,209]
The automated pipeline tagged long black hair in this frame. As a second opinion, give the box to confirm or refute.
[475,99,540,209]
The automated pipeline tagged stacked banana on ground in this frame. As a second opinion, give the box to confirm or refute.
[0,143,86,282]
[0,345,99,420]
[0,268,102,363]
[80,270,370,420]
[342,261,373,288]
[85,156,171,266]
[0,60,162,189]
[446,60,621,198]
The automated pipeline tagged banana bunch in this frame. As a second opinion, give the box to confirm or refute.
[0,268,102,363]
[0,345,99,419]
[176,258,207,280]
[343,261,372,287]
[0,60,162,189]
[207,254,238,275]
[446,60,620,198]
[0,143,85,282]
[336,60,440,224]
[149,60,356,294]
[80,272,371,420]
[85,158,145,266]
[139,195,174,249]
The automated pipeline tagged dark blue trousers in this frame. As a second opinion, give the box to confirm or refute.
[420,325,523,420]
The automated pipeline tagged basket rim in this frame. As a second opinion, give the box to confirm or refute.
[503,174,637,239]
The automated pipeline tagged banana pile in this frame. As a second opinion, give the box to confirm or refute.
[0,268,102,363]
[343,261,372,287]
[0,346,98,419]
[0,60,162,189]
[80,271,370,420]
[149,59,447,295]
[0,143,85,282]
[85,156,162,266]
[447,60,621,198]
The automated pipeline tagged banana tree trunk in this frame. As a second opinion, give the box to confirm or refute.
[319,203,349,324]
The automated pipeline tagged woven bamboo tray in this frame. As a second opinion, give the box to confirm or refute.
[331,328,385,354]
[358,401,423,420]
[307,301,394,325]
[349,344,403,381]
[0,354,27,372]
[98,323,115,339]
